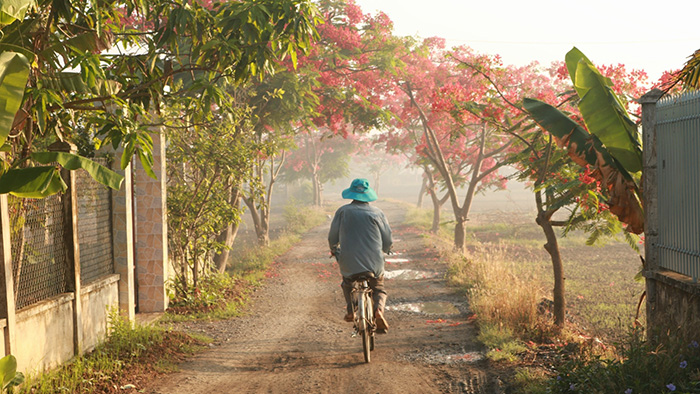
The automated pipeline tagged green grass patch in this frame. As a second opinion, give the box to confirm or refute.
[478,324,529,362]
[511,367,551,394]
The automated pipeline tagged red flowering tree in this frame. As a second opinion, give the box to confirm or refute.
[277,0,400,204]
[393,38,531,251]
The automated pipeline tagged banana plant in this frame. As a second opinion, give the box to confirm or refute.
[0,0,123,197]
[0,354,23,393]
[523,47,644,234]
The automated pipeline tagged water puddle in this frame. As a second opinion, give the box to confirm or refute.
[384,269,439,280]
[386,301,460,315]
[385,257,410,264]
[425,351,484,365]
[403,350,484,365]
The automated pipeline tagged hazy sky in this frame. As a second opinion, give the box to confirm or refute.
[353,0,700,83]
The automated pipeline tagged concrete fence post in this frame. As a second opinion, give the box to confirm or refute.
[112,159,135,323]
[639,88,664,335]
[47,141,83,355]
[0,154,16,355]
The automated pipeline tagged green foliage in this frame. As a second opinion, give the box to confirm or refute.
[0,0,320,199]
[167,272,249,320]
[478,324,528,362]
[0,354,23,393]
[166,106,253,294]
[511,368,550,394]
[549,334,700,393]
[282,200,326,234]
[0,51,29,146]
[671,49,700,91]
[565,47,642,174]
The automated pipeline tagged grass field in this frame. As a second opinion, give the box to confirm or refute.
[459,209,646,344]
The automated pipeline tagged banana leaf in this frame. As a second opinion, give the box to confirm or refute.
[32,151,124,190]
[0,0,33,25]
[0,51,30,146]
[565,47,642,173]
[523,97,644,234]
[0,166,67,198]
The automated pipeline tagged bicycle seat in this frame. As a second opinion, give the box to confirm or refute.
[349,271,375,282]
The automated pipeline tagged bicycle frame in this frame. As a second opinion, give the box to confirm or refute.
[351,278,375,362]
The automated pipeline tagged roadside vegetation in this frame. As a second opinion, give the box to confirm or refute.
[16,311,208,394]
[165,202,327,320]
[403,205,700,393]
[14,203,326,393]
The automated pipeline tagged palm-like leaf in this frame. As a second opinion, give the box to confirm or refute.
[0,51,30,146]
[671,49,700,91]
[565,47,642,174]
[523,98,644,234]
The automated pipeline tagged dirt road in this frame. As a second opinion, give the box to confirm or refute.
[145,201,502,394]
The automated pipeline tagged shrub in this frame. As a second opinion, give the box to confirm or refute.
[549,333,700,393]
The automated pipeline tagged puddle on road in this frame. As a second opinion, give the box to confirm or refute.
[385,257,410,264]
[386,301,460,315]
[384,269,439,280]
[418,351,484,365]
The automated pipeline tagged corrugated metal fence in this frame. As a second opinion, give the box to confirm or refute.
[655,90,700,281]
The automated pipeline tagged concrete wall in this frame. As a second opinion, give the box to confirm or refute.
[12,275,118,373]
[80,275,119,353]
[15,294,74,372]
[0,133,169,372]
[646,270,700,341]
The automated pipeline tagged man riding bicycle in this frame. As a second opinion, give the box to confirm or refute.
[328,178,392,333]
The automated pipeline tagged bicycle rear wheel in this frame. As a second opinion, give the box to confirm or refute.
[361,292,371,363]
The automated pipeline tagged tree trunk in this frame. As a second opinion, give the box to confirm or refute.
[453,210,468,253]
[417,176,427,208]
[312,172,322,206]
[243,196,270,246]
[179,255,188,298]
[537,210,566,328]
[430,193,441,233]
[213,189,242,273]
[192,251,200,291]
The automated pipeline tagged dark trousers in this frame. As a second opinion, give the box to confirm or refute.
[341,274,387,314]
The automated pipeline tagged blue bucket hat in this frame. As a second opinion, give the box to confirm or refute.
[342,178,377,202]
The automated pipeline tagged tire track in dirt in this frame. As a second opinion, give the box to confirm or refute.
[145,200,502,393]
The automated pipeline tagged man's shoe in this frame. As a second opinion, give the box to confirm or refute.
[344,312,354,322]
[375,310,389,333]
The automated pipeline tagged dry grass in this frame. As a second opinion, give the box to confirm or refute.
[446,242,546,336]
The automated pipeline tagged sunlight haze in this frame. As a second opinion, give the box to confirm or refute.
[354,0,700,83]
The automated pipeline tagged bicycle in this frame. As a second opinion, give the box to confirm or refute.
[350,272,376,363]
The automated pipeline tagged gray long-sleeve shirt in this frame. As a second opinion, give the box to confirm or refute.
[328,201,393,278]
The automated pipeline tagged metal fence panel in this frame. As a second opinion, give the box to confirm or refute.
[9,194,69,310]
[656,90,700,281]
[77,158,114,284]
